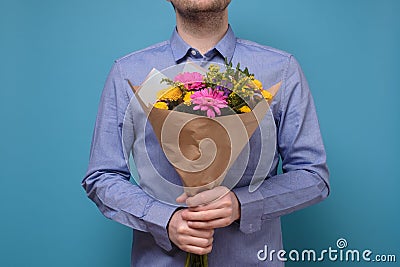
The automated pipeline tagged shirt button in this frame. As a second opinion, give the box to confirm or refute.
[191,50,197,56]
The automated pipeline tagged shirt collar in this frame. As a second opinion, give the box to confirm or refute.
[170,25,236,63]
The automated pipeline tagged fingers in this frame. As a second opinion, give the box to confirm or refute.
[168,209,214,254]
[180,191,241,229]
[188,218,232,229]
[182,208,231,222]
[169,188,240,255]
[176,192,188,203]
[187,193,231,212]
[175,228,214,254]
[181,244,213,255]
[177,234,213,248]
[176,223,214,239]
[186,186,229,207]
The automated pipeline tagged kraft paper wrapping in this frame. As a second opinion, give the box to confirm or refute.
[128,78,280,196]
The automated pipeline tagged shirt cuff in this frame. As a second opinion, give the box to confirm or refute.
[232,186,264,234]
[143,200,177,251]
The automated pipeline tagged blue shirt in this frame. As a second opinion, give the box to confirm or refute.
[82,26,330,267]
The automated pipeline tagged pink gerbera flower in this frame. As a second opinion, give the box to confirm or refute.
[191,88,228,118]
[174,72,205,90]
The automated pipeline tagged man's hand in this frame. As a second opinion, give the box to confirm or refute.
[168,209,214,255]
[178,186,241,230]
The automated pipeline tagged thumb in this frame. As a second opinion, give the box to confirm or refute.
[176,192,188,203]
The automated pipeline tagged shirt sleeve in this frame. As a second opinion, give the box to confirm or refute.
[233,56,330,234]
[81,62,177,251]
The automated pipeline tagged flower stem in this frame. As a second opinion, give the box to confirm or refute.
[185,253,208,267]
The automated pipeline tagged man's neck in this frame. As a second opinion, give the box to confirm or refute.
[175,9,229,55]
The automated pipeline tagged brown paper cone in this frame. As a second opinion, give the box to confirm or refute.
[129,79,281,196]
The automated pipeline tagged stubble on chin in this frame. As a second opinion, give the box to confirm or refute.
[173,0,231,16]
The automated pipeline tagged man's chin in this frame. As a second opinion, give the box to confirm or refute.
[172,0,231,14]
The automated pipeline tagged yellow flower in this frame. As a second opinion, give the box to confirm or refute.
[239,105,251,113]
[261,90,273,100]
[183,92,194,105]
[157,86,183,101]
[154,101,169,110]
[253,79,263,89]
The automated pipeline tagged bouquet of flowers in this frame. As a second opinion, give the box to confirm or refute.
[128,60,280,267]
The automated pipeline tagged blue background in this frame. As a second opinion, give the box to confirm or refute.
[0,0,399,266]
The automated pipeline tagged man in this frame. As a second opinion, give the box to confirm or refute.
[82,0,330,266]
